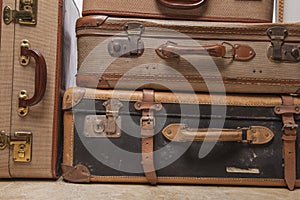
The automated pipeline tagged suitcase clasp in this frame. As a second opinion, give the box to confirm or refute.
[0,131,32,163]
[267,26,300,63]
[108,22,144,57]
[83,99,123,138]
[3,0,37,25]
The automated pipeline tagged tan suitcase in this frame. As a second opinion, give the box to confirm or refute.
[76,16,300,94]
[82,0,274,23]
[0,0,63,178]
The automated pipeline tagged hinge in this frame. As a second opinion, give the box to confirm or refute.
[108,21,145,57]
[3,0,37,25]
[0,131,32,163]
[83,99,123,138]
[267,26,300,63]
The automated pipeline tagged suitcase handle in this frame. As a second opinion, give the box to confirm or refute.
[18,41,47,117]
[157,0,206,9]
[156,41,256,61]
[162,124,274,144]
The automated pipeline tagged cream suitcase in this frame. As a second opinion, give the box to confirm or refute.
[0,0,63,178]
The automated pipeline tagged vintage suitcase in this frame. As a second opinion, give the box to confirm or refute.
[82,0,274,23]
[76,16,300,94]
[62,87,300,190]
[0,0,63,178]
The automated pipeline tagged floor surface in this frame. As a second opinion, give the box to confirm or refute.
[0,178,299,200]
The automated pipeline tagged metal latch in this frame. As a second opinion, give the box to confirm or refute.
[267,26,300,63]
[3,0,37,25]
[84,99,123,138]
[0,131,32,163]
[108,22,145,57]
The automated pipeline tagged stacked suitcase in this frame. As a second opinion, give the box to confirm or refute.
[62,0,300,190]
[0,0,63,179]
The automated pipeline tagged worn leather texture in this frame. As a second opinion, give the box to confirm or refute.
[63,88,300,187]
[0,0,63,178]
[76,16,300,94]
[82,0,274,23]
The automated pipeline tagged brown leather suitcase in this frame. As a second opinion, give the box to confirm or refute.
[62,87,300,190]
[0,0,63,178]
[82,0,274,23]
[76,16,300,94]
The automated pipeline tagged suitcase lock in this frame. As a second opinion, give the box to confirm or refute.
[83,99,123,138]
[0,131,32,163]
[3,0,37,25]
[108,22,144,57]
[267,26,300,63]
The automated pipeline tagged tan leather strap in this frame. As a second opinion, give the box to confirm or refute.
[274,95,297,190]
[162,124,274,144]
[278,0,284,22]
[134,90,162,185]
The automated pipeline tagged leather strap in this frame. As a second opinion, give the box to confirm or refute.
[162,124,274,144]
[155,42,255,61]
[275,95,297,190]
[278,0,284,22]
[134,90,162,185]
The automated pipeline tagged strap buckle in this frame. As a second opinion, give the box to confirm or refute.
[282,123,299,131]
[140,116,155,130]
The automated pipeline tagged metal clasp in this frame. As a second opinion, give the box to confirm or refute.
[0,131,9,150]
[83,99,123,138]
[267,26,300,63]
[3,0,37,25]
[0,131,32,163]
[140,116,155,130]
[108,21,144,57]
[282,123,299,131]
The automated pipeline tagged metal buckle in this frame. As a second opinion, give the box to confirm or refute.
[140,116,155,130]
[282,123,299,131]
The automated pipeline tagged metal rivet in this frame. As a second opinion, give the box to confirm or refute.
[167,130,172,135]
[295,106,299,112]
[234,45,239,49]
[276,107,281,112]
[137,103,141,107]
[291,48,300,59]
[249,51,253,55]
[265,133,270,137]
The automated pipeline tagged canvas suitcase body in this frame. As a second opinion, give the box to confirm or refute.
[0,0,63,178]
[62,87,300,190]
[76,16,300,94]
[82,0,274,23]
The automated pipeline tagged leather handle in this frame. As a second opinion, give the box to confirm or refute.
[162,124,274,144]
[156,41,256,61]
[19,46,47,108]
[157,0,206,9]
